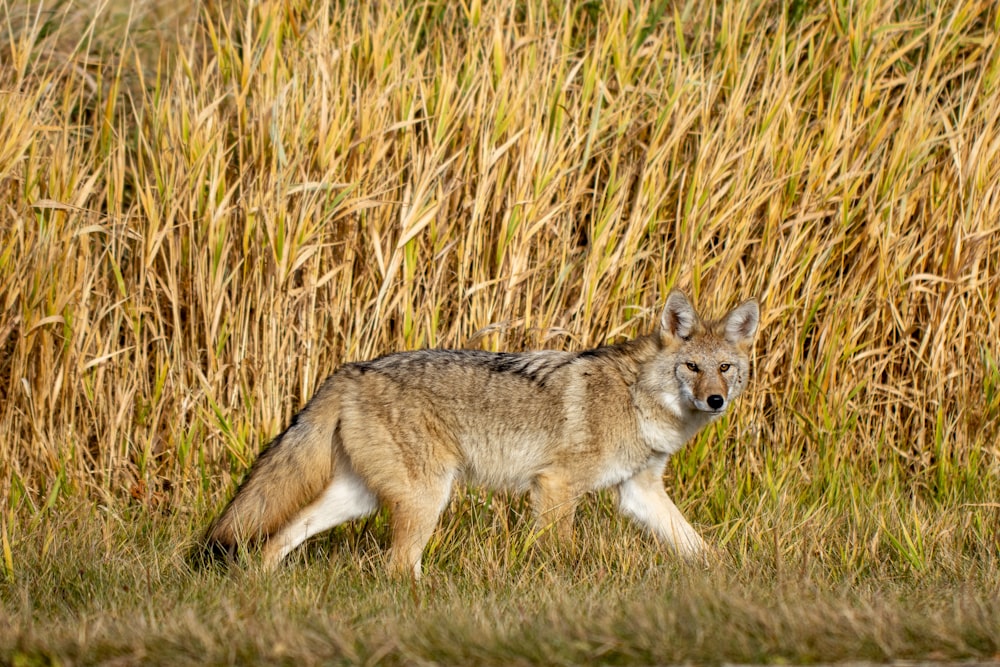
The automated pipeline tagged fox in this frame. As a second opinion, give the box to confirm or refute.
[204,289,760,578]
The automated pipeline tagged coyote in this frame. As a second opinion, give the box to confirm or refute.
[205,289,760,578]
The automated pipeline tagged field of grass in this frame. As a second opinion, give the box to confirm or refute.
[1,0,999,663]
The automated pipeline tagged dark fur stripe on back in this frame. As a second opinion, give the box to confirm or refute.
[347,348,575,388]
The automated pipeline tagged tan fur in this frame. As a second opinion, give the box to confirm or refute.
[205,384,342,549]
[204,289,760,577]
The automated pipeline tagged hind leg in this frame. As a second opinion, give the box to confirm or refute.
[336,407,460,579]
[385,472,455,580]
[263,466,380,568]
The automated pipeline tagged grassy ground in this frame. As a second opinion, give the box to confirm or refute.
[2,0,999,663]
[3,497,999,665]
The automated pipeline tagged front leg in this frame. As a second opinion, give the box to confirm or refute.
[617,466,707,559]
[531,471,581,545]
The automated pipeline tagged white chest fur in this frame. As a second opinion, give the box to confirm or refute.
[639,417,687,455]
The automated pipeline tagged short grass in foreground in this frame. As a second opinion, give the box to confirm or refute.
[2,474,997,666]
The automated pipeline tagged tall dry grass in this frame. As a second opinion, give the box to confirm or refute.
[0,0,998,573]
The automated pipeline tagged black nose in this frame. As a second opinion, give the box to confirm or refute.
[707,395,725,410]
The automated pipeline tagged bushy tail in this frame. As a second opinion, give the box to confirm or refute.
[205,378,341,557]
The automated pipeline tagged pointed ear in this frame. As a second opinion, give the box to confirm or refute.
[659,289,699,341]
[723,298,760,345]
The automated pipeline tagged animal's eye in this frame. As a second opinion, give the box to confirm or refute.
[685,362,699,372]
[720,363,731,372]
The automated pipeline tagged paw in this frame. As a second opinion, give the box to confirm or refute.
[669,526,709,562]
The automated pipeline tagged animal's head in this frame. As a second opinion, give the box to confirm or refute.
[652,289,760,416]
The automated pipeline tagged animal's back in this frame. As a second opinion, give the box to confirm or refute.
[335,348,584,490]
